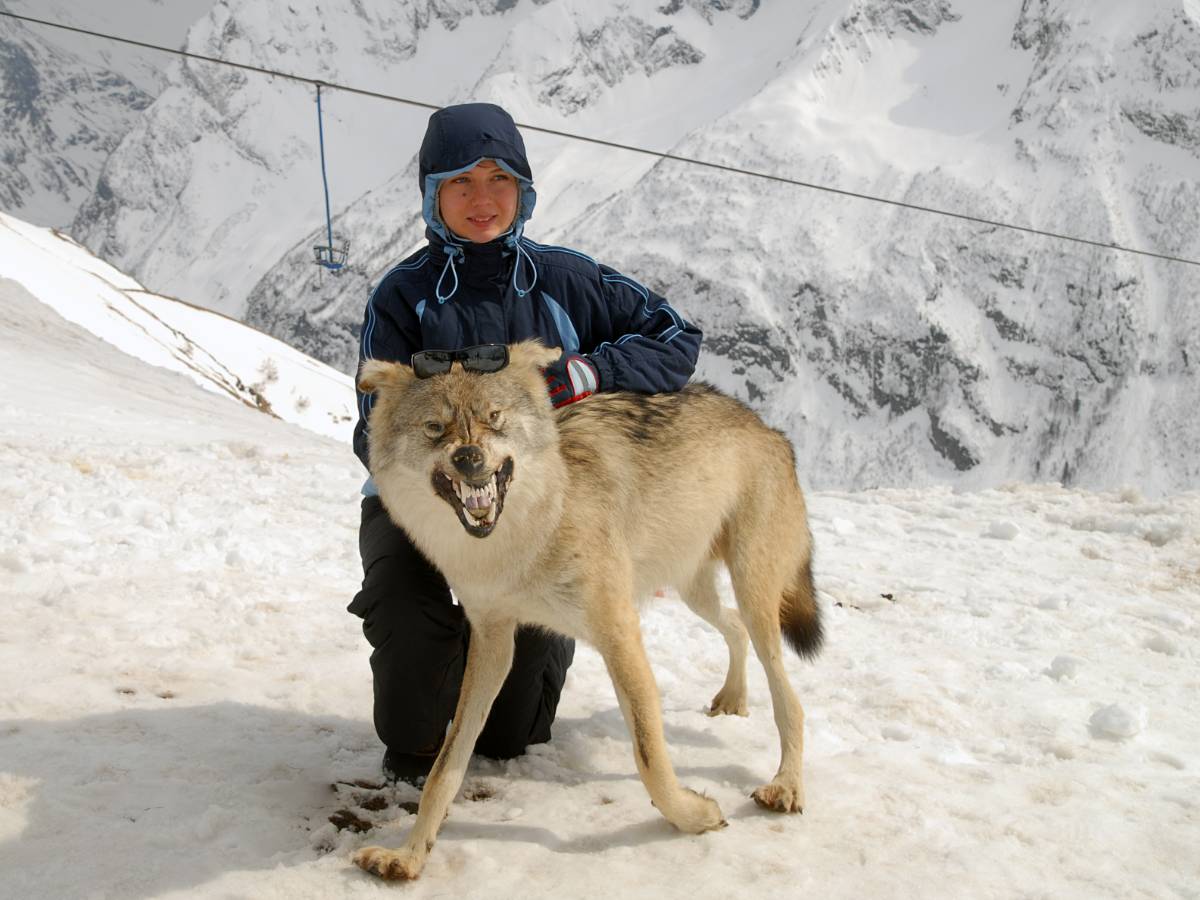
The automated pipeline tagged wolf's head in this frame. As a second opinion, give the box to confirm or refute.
[358,340,562,539]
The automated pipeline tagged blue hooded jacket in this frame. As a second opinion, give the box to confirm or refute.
[353,102,702,473]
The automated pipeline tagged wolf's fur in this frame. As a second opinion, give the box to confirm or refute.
[352,340,821,881]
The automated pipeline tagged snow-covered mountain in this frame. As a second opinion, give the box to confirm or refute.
[0,1,215,225]
[11,0,1200,493]
[0,14,148,226]
[561,0,1200,493]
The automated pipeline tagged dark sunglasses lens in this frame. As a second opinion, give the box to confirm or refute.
[463,345,508,373]
[412,351,453,379]
[411,345,508,378]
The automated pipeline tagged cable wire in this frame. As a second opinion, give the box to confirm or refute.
[4,8,1199,270]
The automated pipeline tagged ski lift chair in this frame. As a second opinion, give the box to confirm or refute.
[313,241,349,271]
[312,82,348,273]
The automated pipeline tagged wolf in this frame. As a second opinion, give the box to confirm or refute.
[352,340,822,880]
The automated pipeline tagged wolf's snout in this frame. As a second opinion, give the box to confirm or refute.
[451,445,487,479]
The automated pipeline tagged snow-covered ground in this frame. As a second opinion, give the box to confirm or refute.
[1,222,1198,898]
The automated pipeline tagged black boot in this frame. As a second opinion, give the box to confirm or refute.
[382,748,436,788]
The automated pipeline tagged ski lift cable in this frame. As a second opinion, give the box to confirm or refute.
[3,9,1199,271]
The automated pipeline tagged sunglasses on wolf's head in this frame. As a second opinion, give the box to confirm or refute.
[410,344,509,379]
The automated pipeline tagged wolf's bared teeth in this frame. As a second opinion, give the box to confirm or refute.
[460,480,495,512]
[433,458,511,537]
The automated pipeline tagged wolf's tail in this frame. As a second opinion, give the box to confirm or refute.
[780,556,823,659]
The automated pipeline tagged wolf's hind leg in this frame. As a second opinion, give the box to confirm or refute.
[678,563,749,717]
[728,560,807,813]
[590,588,726,834]
[354,616,517,880]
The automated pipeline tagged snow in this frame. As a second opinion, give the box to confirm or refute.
[2,213,1198,897]
[0,211,355,442]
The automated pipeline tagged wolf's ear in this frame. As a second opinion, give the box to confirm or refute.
[357,359,414,394]
[509,339,563,371]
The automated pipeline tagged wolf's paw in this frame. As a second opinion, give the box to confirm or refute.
[353,845,425,881]
[669,788,728,834]
[751,780,804,813]
[707,688,748,717]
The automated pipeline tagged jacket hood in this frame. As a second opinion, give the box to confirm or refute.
[418,103,537,247]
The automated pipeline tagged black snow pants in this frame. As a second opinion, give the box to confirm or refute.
[348,495,575,760]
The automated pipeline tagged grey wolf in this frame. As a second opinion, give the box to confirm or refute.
[352,340,822,880]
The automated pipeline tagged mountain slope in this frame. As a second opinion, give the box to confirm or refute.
[557,0,1200,492]
[0,13,152,227]
[0,210,355,441]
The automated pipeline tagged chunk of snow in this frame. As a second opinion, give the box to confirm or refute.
[882,724,914,742]
[1036,592,1072,610]
[1088,704,1145,741]
[1143,633,1179,656]
[986,520,1020,540]
[1118,486,1143,504]
[1045,656,1081,681]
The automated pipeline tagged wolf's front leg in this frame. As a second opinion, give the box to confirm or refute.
[354,616,517,881]
[590,594,726,834]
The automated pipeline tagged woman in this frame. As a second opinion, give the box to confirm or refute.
[349,102,701,784]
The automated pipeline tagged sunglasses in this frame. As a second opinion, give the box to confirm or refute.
[410,344,509,379]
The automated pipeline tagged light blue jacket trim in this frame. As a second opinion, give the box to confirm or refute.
[521,238,598,267]
[435,247,462,303]
[590,336,638,355]
[540,291,580,354]
[602,273,685,330]
[359,253,429,434]
[508,236,538,297]
[602,272,649,301]
[361,476,379,497]
[361,254,430,361]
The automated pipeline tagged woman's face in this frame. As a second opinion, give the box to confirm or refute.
[437,159,519,243]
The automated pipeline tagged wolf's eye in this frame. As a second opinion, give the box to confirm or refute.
[423,421,445,439]
[488,410,505,429]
